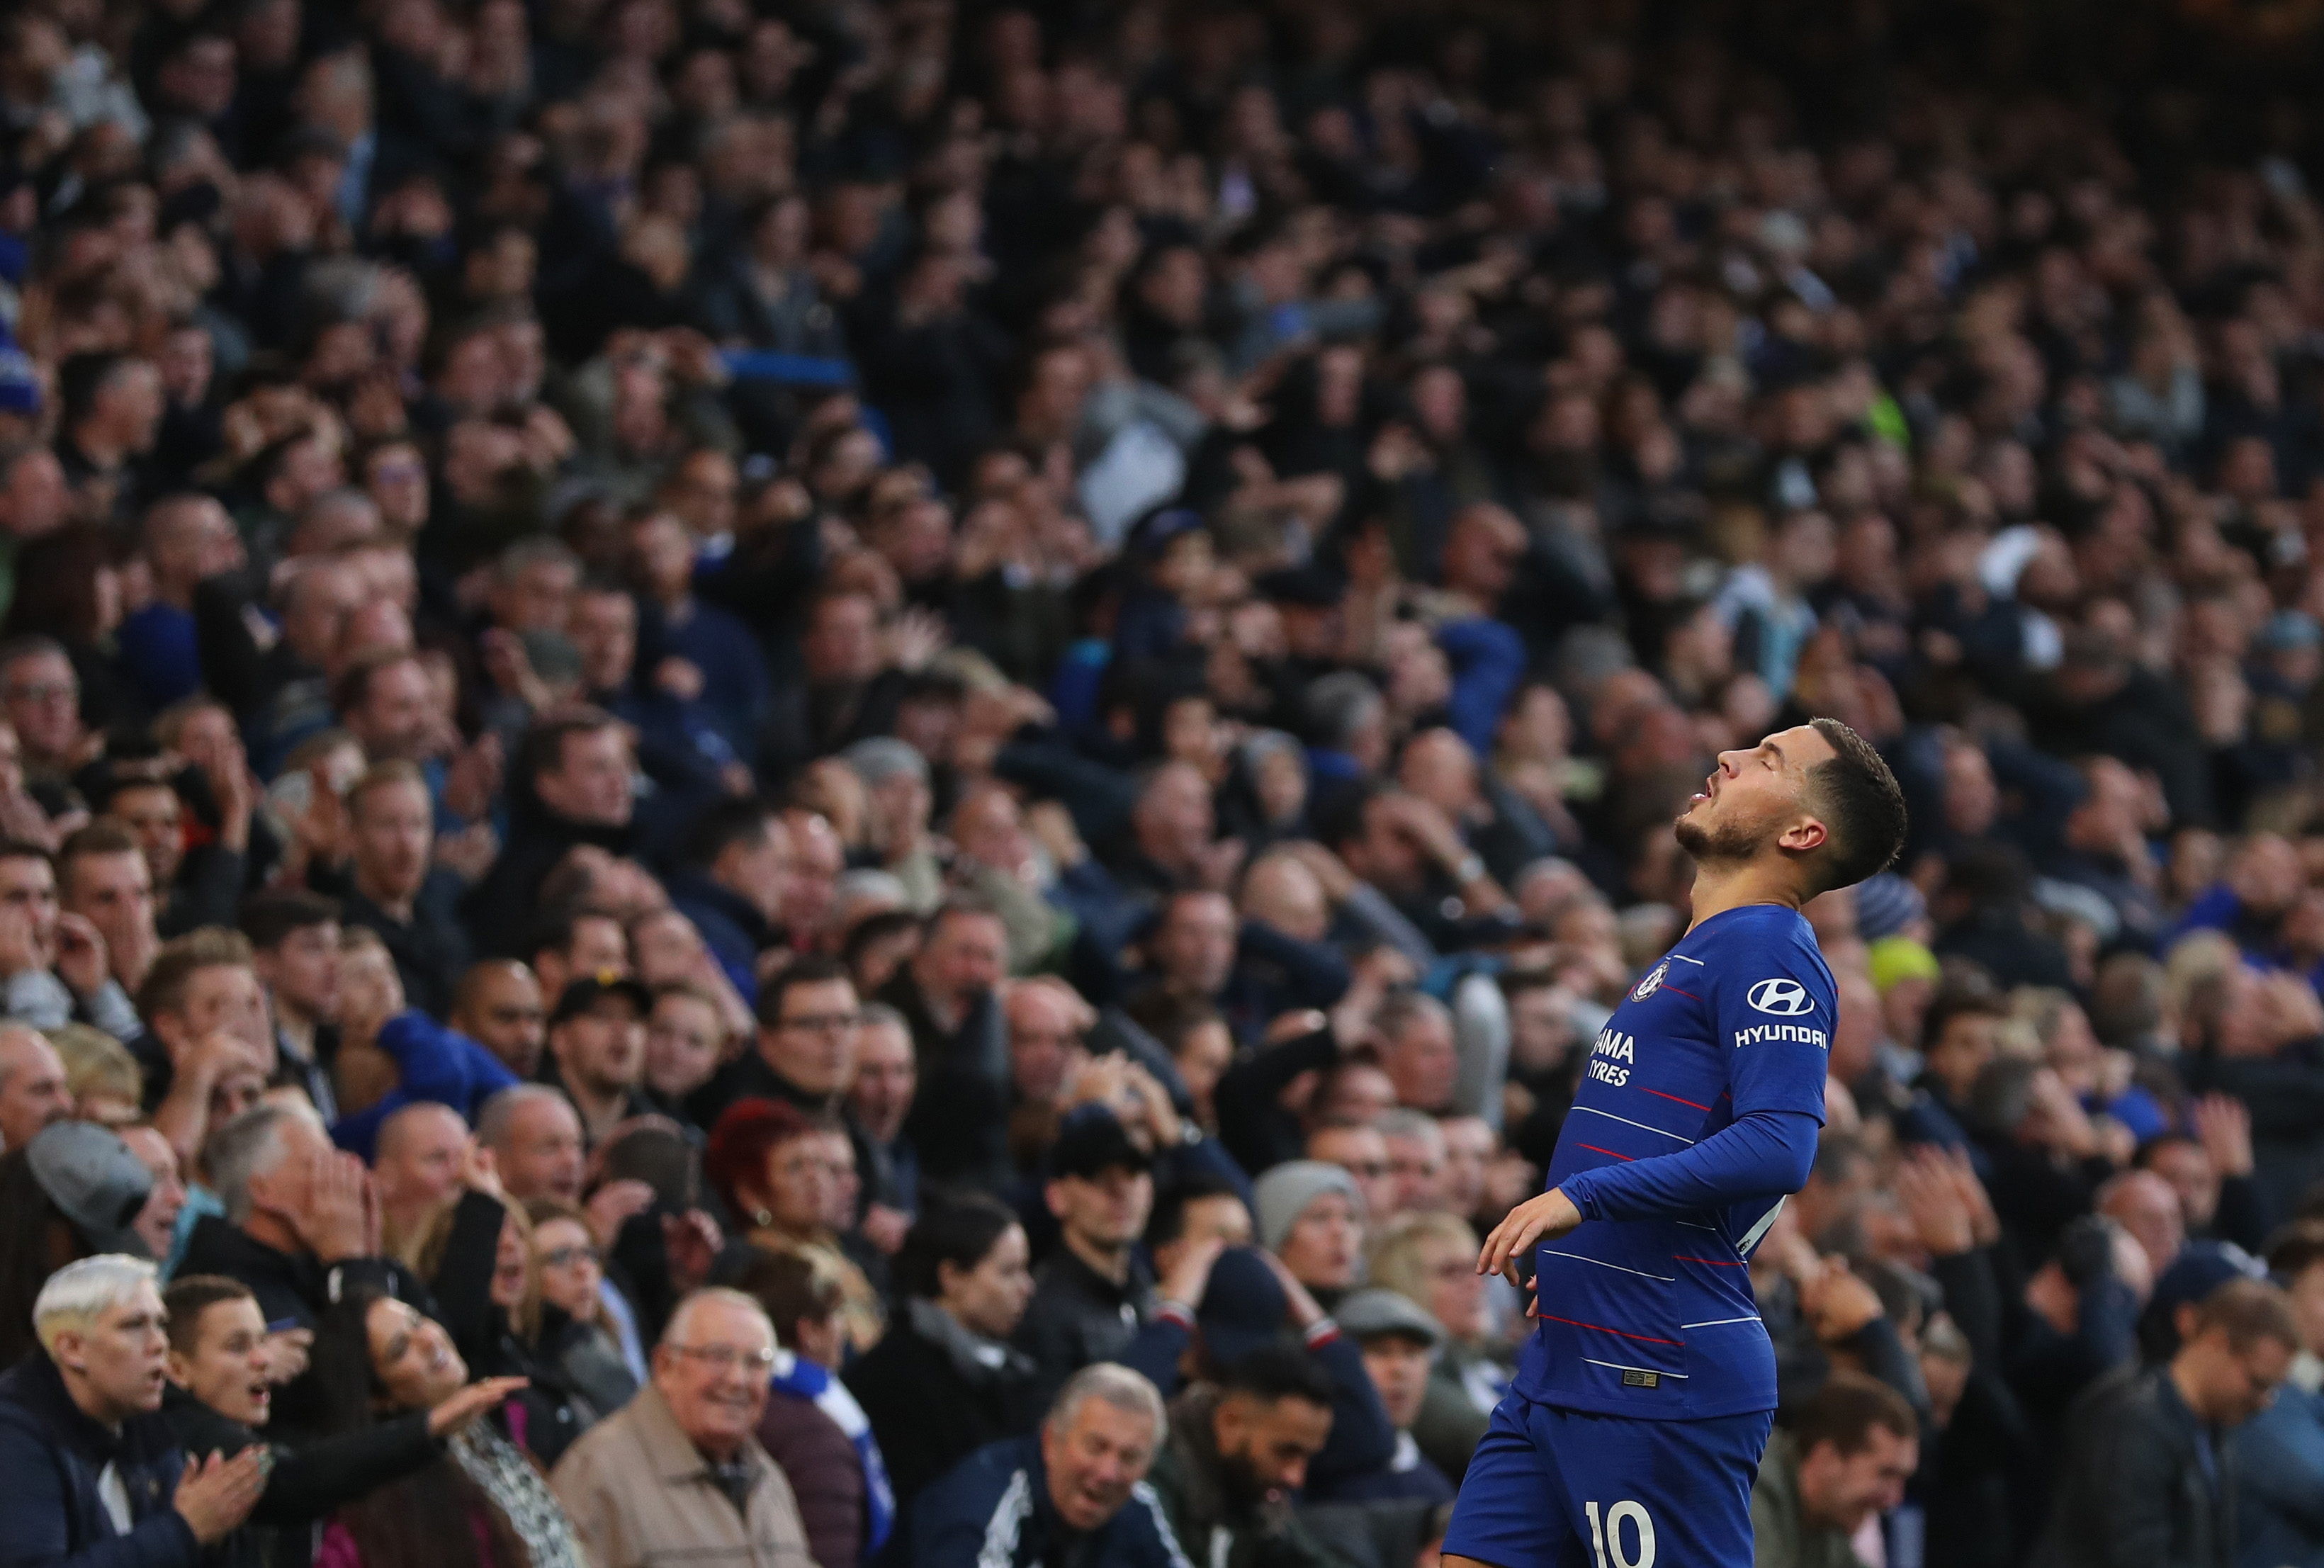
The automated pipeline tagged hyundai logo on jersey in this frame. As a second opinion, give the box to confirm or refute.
[1746,978,1815,1015]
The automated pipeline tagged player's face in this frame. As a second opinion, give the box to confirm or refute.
[1674,724,1835,862]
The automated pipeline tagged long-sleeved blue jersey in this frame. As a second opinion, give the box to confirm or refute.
[1513,903,1833,1420]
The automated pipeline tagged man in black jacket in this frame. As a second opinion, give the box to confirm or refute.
[0,1254,265,1568]
[1014,1108,1219,1409]
[463,710,639,954]
[174,1105,417,1437]
[2033,1277,2298,1568]
[879,899,1010,1190]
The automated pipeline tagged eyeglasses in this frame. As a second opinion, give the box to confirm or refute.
[538,1246,605,1270]
[666,1343,777,1373]
[780,1012,862,1035]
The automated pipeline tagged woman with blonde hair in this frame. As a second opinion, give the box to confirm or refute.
[1368,1209,1515,1482]
[521,1197,640,1418]
[405,1184,604,1465]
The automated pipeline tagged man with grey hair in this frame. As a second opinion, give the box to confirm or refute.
[0,1022,72,1150]
[903,1362,1187,1568]
[0,1255,268,1567]
[176,1105,414,1414]
[551,1287,814,1568]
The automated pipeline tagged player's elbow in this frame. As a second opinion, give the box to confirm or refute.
[1756,1111,1820,1192]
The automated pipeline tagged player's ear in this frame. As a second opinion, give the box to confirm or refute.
[1777,814,1830,854]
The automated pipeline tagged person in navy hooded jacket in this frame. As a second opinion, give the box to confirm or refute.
[906,1362,1189,1568]
[0,1254,266,1568]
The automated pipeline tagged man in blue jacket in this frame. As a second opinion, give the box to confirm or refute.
[0,1254,266,1568]
[906,1362,1189,1568]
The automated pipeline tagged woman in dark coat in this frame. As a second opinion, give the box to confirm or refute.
[842,1190,1040,1508]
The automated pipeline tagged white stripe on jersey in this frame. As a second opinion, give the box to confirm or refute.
[1542,1249,1675,1282]
[1568,1105,1696,1144]
[1735,1195,1787,1257]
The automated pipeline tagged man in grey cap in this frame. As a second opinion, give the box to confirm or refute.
[1318,1288,1455,1505]
[26,1119,159,1257]
[1253,1158,1368,1307]
[843,738,940,910]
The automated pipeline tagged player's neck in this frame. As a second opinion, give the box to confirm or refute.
[1683,856,1806,932]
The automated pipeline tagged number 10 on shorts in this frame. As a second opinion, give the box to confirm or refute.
[1582,1500,1657,1568]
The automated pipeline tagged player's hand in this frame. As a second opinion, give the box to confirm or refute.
[1478,1188,1583,1286]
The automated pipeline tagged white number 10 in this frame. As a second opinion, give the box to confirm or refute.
[1582,1500,1657,1568]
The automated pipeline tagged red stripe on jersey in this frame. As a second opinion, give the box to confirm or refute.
[1640,1088,1711,1112]
[1661,984,1700,1000]
[1573,1143,1634,1161]
[1536,1313,1684,1347]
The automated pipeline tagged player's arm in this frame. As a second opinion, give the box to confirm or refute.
[1478,1110,1819,1281]
[1479,951,1832,1280]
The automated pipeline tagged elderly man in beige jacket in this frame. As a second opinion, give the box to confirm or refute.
[552,1287,819,1568]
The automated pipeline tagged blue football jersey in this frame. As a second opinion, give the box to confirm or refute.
[1512,903,1834,1419]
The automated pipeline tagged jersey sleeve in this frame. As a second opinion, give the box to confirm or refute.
[1717,935,1835,1124]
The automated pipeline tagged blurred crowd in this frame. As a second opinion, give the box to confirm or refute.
[9,0,2324,1566]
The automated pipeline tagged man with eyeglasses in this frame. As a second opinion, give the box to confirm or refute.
[551,1287,816,1568]
[0,637,91,784]
[687,954,861,1129]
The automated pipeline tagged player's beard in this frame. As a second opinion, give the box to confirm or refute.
[1673,808,1766,865]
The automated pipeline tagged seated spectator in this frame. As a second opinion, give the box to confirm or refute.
[1752,1372,1921,1568]
[908,1363,1185,1568]
[845,1191,1039,1509]
[523,909,634,1034]
[478,1085,585,1206]
[133,929,275,1169]
[2233,1224,2324,1568]
[662,803,789,1008]
[0,840,142,1041]
[310,1287,590,1568]
[549,1288,815,1568]
[47,1024,142,1126]
[523,1199,641,1422]
[159,1273,519,1568]
[0,1023,72,1149]
[176,1105,413,1409]
[373,1101,473,1256]
[0,1256,266,1568]
[689,956,860,1128]
[1144,1343,1346,1568]
[1256,1160,1368,1307]
[57,823,162,1007]
[732,1249,893,1568]
[2036,1278,2298,1568]
[1316,1288,1456,1504]
[449,961,549,1079]
[641,983,726,1112]
[704,1098,882,1353]
[541,975,655,1149]
[239,892,343,1122]
[331,763,473,1023]
[1307,1120,1397,1220]
[1015,1106,1218,1407]
[0,1124,162,1363]
[1368,1211,1507,1482]
[881,900,1011,1190]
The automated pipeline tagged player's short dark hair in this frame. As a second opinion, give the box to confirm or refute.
[1218,1343,1336,1409]
[1805,718,1907,893]
[1791,1371,1917,1458]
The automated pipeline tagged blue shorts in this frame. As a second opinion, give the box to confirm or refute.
[1443,1394,1773,1568]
